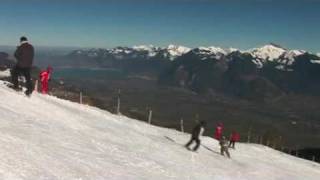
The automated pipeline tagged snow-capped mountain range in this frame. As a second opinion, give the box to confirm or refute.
[72,44,192,61]
[71,44,319,67]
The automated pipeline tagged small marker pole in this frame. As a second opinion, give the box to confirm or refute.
[117,89,121,115]
[180,119,184,133]
[34,80,38,92]
[148,110,153,124]
[80,92,83,104]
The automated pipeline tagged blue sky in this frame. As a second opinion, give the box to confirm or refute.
[0,0,319,52]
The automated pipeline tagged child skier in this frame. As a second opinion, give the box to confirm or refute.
[39,66,52,94]
[214,123,224,140]
[220,136,231,158]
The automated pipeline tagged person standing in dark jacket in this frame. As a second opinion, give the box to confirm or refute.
[11,36,34,96]
[185,121,206,151]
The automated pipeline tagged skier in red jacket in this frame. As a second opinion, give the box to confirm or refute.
[214,123,224,140]
[229,131,240,149]
[39,66,52,94]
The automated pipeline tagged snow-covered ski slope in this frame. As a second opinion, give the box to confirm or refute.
[0,80,319,180]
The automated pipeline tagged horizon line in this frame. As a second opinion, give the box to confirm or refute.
[0,43,319,53]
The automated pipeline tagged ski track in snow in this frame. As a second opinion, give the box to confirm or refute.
[0,80,319,180]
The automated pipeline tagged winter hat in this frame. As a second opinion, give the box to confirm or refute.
[20,36,28,42]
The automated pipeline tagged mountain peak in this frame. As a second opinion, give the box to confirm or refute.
[166,45,191,59]
[132,45,158,51]
[167,44,191,51]
[269,43,286,50]
[226,47,240,53]
[260,44,286,51]
[250,44,287,61]
[199,46,227,54]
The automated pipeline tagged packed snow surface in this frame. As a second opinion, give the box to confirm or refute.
[0,80,319,180]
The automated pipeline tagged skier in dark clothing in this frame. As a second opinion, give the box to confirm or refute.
[185,121,206,151]
[11,36,34,96]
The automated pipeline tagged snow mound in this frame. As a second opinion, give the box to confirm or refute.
[0,80,319,179]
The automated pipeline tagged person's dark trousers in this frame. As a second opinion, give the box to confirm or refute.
[229,141,235,149]
[185,137,201,151]
[11,66,33,95]
[221,147,231,158]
